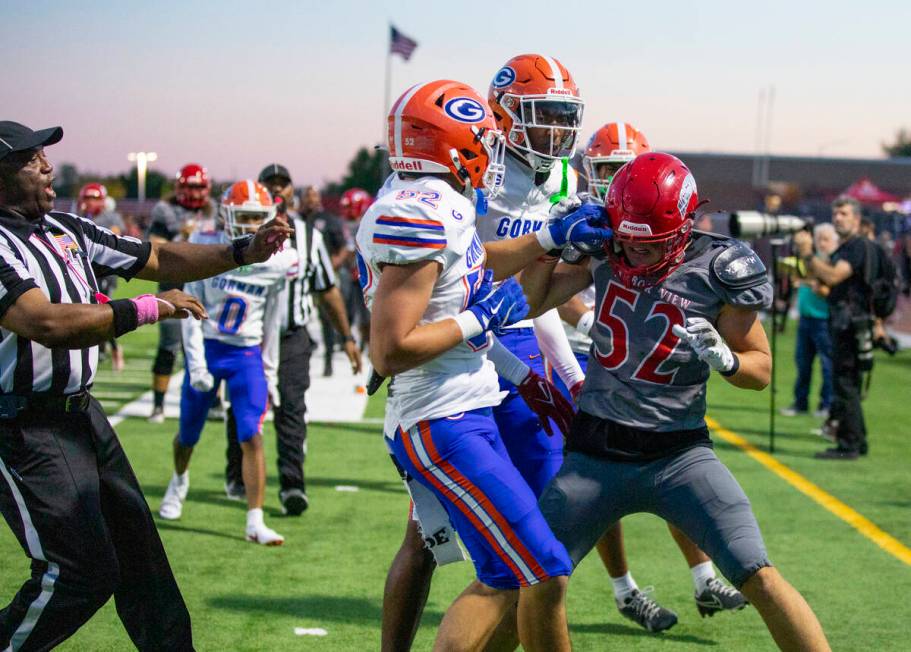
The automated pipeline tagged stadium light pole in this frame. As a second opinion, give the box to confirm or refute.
[127,151,158,203]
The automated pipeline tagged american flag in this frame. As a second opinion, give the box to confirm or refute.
[389,26,418,61]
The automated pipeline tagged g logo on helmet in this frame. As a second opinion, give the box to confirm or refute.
[492,66,516,89]
[444,97,486,124]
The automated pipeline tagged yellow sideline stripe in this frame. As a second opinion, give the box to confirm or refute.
[705,416,911,567]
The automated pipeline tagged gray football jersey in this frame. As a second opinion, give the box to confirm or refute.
[579,235,772,431]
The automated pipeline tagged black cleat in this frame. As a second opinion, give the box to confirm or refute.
[695,577,748,617]
[280,489,309,516]
[617,588,678,633]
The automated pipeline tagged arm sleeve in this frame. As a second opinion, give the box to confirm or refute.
[261,284,282,386]
[0,240,39,320]
[487,334,531,385]
[533,309,585,388]
[180,281,208,373]
[79,216,151,280]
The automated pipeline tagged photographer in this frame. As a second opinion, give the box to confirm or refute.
[793,197,870,460]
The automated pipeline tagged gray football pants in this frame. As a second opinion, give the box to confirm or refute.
[539,446,771,588]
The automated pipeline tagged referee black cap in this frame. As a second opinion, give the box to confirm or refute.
[0,121,63,161]
[258,163,292,185]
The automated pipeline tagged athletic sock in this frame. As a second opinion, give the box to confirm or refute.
[691,561,716,594]
[153,390,165,409]
[611,572,638,602]
[174,471,188,487]
[247,508,264,528]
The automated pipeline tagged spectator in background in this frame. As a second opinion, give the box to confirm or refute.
[146,163,218,423]
[899,231,911,296]
[78,182,127,371]
[781,223,838,418]
[300,185,348,376]
[794,197,871,460]
[338,187,374,350]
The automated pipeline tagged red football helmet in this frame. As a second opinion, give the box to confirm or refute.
[387,79,506,197]
[220,180,274,240]
[605,152,698,287]
[488,53,584,172]
[583,122,650,201]
[339,188,373,221]
[78,182,108,216]
[175,163,211,210]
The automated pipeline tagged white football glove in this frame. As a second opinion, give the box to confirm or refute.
[267,377,281,408]
[189,367,214,393]
[672,317,736,373]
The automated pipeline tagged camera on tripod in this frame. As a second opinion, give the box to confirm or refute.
[729,211,814,239]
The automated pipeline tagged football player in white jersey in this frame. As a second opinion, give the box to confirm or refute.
[361,79,609,651]
[159,180,297,546]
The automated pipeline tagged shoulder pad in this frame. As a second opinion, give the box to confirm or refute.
[711,240,767,290]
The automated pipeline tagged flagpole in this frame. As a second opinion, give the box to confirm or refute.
[383,25,392,146]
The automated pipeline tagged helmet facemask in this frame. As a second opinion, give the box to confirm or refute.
[222,206,274,241]
[450,125,507,199]
[584,158,632,201]
[498,94,583,172]
[607,220,693,288]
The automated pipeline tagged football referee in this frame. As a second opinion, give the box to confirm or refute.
[0,121,291,652]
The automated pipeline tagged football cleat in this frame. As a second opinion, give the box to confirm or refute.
[245,522,285,546]
[695,577,748,617]
[159,474,188,520]
[280,489,309,516]
[616,588,678,633]
[224,481,246,502]
[148,406,165,424]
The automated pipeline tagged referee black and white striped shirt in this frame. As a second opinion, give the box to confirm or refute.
[279,214,335,332]
[0,209,150,395]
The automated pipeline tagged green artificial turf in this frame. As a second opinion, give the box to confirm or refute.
[1,284,909,649]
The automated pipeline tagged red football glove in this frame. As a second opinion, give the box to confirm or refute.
[517,371,575,437]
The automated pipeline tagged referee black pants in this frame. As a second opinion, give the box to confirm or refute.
[0,398,193,651]
[226,327,314,493]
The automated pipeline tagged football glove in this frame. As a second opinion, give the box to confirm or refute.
[672,317,736,373]
[466,271,529,334]
[517,370,575,437]
[189,367,214,393]
[538,201,612,250]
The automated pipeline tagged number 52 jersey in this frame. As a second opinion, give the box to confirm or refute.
[355,175,504,435]
[580,235,772,431]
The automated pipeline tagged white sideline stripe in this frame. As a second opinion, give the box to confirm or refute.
[408,425,538,585]
[105,348,370,427]
[0,455,59,651]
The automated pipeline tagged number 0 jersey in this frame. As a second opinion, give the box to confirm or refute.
[356,175,504,435]
[580,235,772,431]
[182,230,297,348]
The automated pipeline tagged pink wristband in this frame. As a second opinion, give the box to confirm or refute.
[130,294,160,326]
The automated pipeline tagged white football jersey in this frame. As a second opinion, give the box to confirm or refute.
[356,175,504,435]
[475,152,578,329]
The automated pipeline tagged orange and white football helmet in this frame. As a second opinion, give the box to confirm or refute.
[387,79,506,198]
[583,122,651,200]
[488,54,584,172]
[220,180,275,240]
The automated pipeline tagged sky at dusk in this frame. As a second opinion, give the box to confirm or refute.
[4,0,908,188]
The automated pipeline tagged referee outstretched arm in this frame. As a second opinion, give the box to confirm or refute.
[0,121,290,652]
